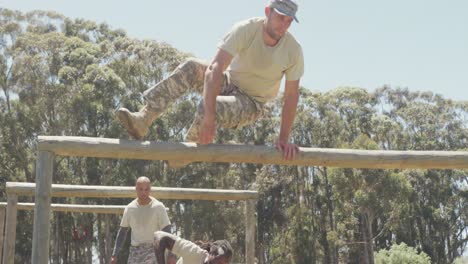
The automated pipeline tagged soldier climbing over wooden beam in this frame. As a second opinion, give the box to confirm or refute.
[117,0,304,160]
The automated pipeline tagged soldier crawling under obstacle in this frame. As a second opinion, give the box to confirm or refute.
[154,231,233,264]
[117,0,304,161]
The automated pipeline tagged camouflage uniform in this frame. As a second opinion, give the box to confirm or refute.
[128,243,157,264]
[143,58,265,142]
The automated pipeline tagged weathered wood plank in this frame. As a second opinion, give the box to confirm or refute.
[0,202,127,214]
[6,182,258,200]
[38,136,468,169]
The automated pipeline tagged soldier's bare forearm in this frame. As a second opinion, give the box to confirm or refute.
[279,92,299,142]
[203,49,233,120]
[203,67,223,120]
[154,232,177,264]
[156,243,166,264]
[112,227,129,257]
[161,225,177,262]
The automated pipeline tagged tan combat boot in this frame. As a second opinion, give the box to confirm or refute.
[116,106,158,140]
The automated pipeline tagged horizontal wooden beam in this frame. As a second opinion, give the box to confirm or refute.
[37,136,468,169]
[0,202,127,214]
[5,182,258,200]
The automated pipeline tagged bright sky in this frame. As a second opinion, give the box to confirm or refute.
[1,0,467,101]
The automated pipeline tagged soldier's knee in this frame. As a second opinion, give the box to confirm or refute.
[179,58,207,71]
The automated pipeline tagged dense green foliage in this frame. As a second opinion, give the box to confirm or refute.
[374,243,431,264]
[1,8,467,264]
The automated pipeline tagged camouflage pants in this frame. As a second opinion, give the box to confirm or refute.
[143,58,265,142]
[128,243,157,264]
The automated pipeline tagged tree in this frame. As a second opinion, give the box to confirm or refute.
[374,243,431,264]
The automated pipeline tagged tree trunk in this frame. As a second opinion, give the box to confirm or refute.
[53,215,60,264]
[257,243,265,264]
[98,215,105,264]
[87,234,93,264]
[2,87,11,113]
[360,214,370,264]
[366,212,375,264]
[106,215,112,264]
[318,199,331,263]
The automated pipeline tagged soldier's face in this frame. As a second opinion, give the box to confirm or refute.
[265,7,293,40]
[135,182,151,201]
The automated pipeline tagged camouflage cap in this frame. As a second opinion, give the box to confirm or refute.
[269,0,299,22]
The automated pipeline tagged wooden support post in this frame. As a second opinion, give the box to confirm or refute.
[32,151,54,264]
[2,194,17,264]
[0,205,6,264]
[245,199,256,264]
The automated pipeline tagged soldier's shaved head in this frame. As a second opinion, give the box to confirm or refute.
[136,176,151,185]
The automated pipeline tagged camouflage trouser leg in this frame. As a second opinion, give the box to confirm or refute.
[185,79,265,142]
[128,244,157,264]
[143,58,208,113]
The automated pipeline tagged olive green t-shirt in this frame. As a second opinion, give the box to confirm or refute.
[218,17,304,103]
